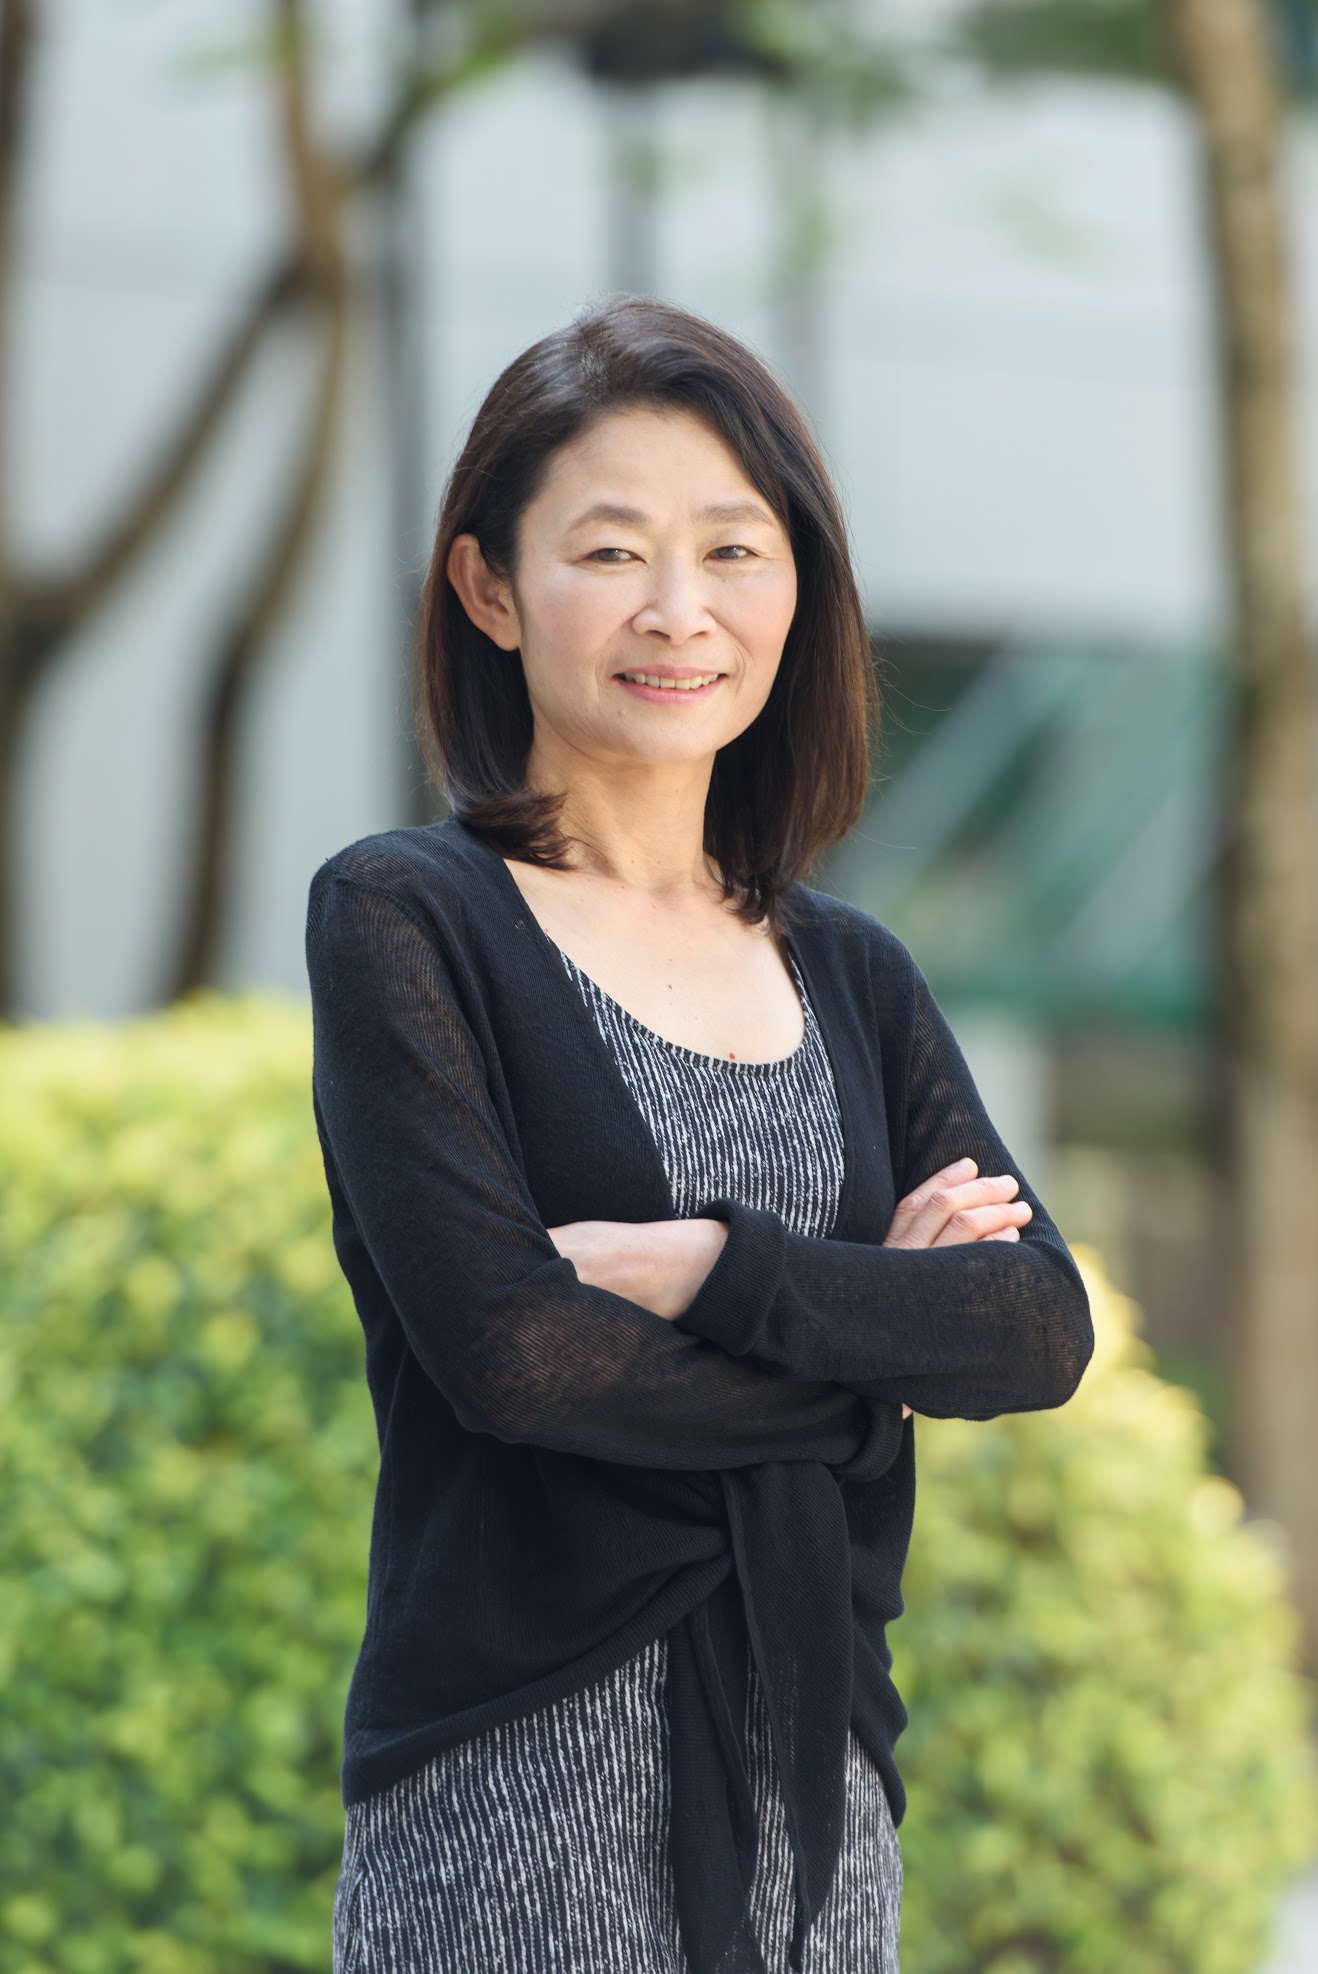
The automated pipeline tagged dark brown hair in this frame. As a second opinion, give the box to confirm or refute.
[412,295,878,928]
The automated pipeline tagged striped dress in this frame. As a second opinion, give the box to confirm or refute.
[331,944,903,1974]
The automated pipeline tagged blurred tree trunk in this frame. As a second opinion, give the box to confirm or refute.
[1171,0,1318,1660]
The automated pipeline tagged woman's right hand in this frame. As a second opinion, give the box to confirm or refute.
[882,1157,1033,1418]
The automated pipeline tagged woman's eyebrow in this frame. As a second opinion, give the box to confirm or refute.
[696,499,777,526]
[566,498,776,530]
[568,502,648,529]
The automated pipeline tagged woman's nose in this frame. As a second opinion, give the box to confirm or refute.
[632,561,713,643]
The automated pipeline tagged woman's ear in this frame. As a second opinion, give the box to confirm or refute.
[446,534,521,651]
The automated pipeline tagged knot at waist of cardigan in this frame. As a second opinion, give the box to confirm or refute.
[663,1464,857,1974]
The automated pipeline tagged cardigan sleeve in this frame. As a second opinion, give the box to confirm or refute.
[676,946,1094,1421]
[306,868,904,1475]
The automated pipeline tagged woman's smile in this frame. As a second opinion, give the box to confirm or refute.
[612,665,725,701]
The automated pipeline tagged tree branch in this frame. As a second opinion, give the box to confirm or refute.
[168,292,346,999]
[14,256,306,649]
[168,0,347,998]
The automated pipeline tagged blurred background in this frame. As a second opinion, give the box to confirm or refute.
[4,0,1318,1966]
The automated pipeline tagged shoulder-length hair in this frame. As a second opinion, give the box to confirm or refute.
[412,295,878,930]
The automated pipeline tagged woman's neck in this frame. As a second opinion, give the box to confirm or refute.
[529,750,719,903]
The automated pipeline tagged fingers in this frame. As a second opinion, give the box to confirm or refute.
[888,1156,978,1222]
[930,1199,1031,1247]
[884,1165,1032,1250]
[883,1158,977,1246]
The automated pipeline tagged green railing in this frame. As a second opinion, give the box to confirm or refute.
[827,644,1227,1027]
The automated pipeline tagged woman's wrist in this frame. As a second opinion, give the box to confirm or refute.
[546,1216,728,1321]
[651,1217,728,1321]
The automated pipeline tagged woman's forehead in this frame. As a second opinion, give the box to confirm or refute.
[529,407,782,528]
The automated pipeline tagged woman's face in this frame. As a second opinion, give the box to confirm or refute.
[450,405,798,775]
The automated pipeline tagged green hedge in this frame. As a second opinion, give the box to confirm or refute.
[894,1259,1318,1974]
[1,998,1315,1974]
[0,999,375,1974]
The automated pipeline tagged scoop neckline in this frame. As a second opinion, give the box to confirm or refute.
[552,940,814,1073]
[477,838,814,1070]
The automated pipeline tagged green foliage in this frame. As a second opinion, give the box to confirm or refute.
[953,0,1176,87]
[895,1256,1318,1974]
[1,1000,1314,1973]
[954,0,1318,100]
[742,0,924,127]
[0,999,375,1974]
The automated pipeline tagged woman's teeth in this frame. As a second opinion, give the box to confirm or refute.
[617,672,721,691]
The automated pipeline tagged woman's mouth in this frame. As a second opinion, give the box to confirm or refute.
[614,669,724,701]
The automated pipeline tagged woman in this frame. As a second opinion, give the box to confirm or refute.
[307,296,1093,1974]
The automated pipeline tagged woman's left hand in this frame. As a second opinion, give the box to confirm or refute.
[547,1218,728,1323]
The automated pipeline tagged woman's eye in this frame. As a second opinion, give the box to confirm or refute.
[587,547,635,563]
[710,544,753,561]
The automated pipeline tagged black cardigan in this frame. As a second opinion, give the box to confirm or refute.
[305,816,1093,1974]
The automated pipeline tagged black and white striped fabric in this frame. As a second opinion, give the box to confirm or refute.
[559,946,846,1239]
[331,945,903,1974]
